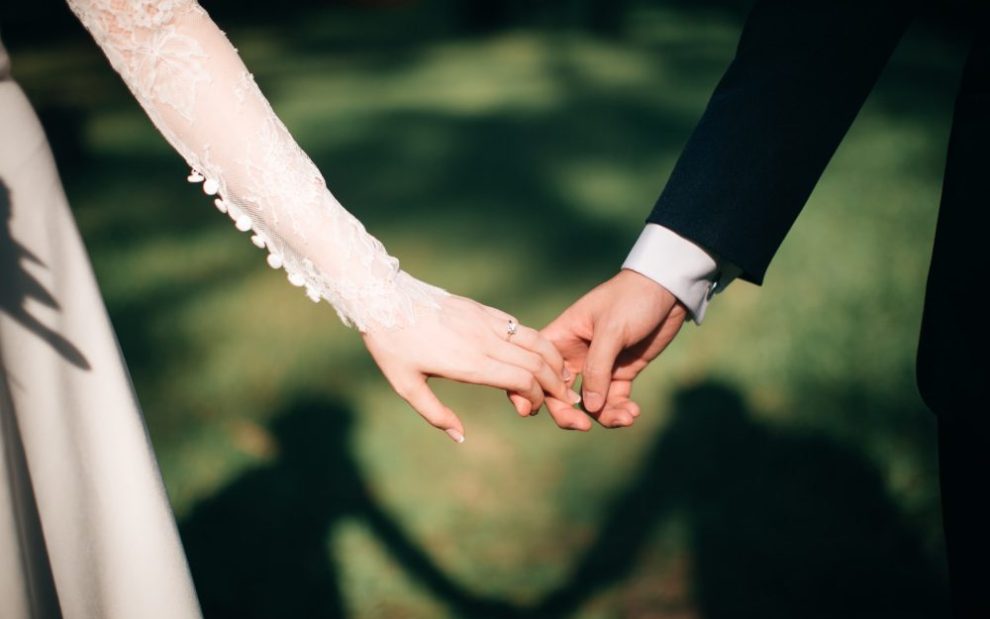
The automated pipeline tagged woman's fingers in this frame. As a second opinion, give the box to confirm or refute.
[488,340,580,407]
[483,309,583,421]
[472,359,545,411]
[483,308,567,373]
[508,391,593,431]
[504,324,569,382]
[395,376,466,443]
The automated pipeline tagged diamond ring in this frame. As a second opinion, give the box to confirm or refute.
[506,319,519,340]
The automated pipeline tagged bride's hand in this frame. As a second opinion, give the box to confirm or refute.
[362,295,583,443]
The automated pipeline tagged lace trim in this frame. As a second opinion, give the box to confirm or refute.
[186,167,446,330]
[67,0,448,331]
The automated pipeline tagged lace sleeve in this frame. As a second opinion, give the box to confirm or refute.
[65,0,447,332]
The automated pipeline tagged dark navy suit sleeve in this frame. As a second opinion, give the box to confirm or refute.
[648,0,919,284]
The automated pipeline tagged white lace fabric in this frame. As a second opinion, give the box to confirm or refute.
[66,0,446,332]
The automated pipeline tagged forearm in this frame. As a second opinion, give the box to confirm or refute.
[67,0,445,331]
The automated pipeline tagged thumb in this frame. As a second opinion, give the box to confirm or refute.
[582,324,624,414]
[399,378,466,443]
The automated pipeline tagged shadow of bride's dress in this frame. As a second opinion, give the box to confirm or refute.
[0,40,201,619]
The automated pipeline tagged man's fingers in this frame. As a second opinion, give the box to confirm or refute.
[582,323,625,413]
[397,378,466,443]
[595,380,638,428]
[509,391,594,432]
[546,396,593,431]
[599,402,637,428]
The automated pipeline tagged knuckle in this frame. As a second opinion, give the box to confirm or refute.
[522,354,543,374]
[528,378,541,394]
[419,406,449,427]
[423,413,447,428]
[599,316,624,334]
[394,381,418,402]
[513,374,532,392]
[535,341,558,359]
[540,370,564,392]
[463,360,491,383]
[542,345,564,367]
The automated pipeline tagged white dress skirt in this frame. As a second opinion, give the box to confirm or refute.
[0,40,202,619]
[2,1,450,612]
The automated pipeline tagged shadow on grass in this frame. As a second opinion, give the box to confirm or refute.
[179,394,520,619]
[534,381,949,619]
[3,3,960,615]
[178,382,948,619]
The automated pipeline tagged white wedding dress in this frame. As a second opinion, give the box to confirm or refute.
[0,2,447,617]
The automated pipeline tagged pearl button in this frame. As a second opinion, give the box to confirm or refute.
[235,214,253,231]
[187,171,204,183]
[214,198,227,213]
[287,272,306,287]
[250,234,266,248]
[203,178,220,195]
[266,253,283,269]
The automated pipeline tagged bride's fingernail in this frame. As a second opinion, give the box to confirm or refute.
[446,429,465,444]
[568,389,582,404]
[563,368,573,381]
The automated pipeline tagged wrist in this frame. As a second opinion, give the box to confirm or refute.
[617,267,675,299]
[622,224,724,323]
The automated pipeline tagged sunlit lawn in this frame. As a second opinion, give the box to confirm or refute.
[11,3,960,617]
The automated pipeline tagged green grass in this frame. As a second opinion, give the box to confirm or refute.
[10,3,961,617]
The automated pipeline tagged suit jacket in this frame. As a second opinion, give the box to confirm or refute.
[647,0,921,284]
[644,0,990,409]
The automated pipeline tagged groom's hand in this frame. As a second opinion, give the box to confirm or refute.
[541,269,687,428]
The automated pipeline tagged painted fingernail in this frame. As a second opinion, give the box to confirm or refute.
[446,429,465,444]
[568,389,582,404]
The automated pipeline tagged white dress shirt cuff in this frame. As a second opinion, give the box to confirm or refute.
[622,224,739,324]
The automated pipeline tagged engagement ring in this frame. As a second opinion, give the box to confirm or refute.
[506,319,518,340]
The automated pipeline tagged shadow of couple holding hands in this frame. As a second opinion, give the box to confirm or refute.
[180,379,949,619]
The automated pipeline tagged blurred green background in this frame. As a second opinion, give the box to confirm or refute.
[2,0,967,617]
